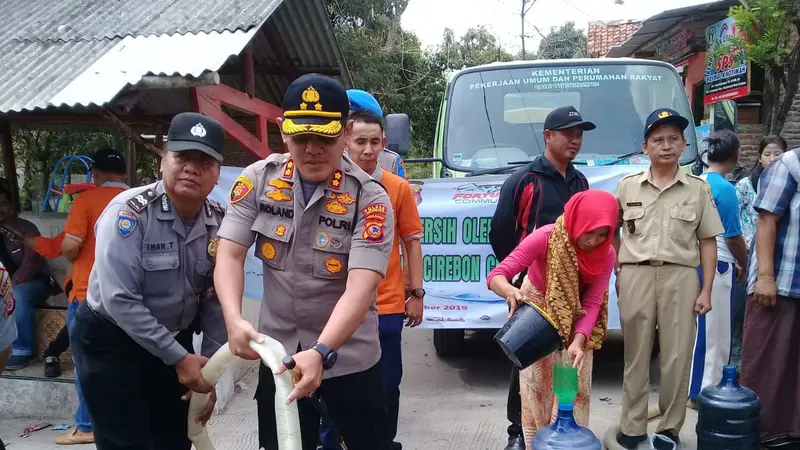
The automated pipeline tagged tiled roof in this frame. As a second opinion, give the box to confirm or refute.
[587,20,641,58]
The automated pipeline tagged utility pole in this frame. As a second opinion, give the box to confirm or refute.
[520,0,544,60]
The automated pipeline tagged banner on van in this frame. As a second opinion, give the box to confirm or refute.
[211,165,648,332]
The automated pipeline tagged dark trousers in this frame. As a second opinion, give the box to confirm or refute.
[379,313,404,443]
[507,367,522,437]
[70,302,193,450]
[257,361,391,450]
[506,272,525,438]
[319,313,404,449]
[43,323,69,358]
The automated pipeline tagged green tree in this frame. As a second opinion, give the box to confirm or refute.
[537,21,588,60]
[519,0,623,59]
[325,1,512,167]
[722,0,800,134]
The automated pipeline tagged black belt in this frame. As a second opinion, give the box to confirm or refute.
[622,260,675,267]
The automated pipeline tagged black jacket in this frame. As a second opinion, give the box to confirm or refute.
[489,155,589,263]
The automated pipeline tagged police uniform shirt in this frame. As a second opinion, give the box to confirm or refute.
[378,148,406,179]
[616,169,724,267]
[217,152,395,379]
[86,181,228,365]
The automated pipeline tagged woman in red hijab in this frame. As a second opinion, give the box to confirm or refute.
[488,190,618,446]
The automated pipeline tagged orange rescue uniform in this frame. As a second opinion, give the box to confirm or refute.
[63,184,128,302]
[375,169,423,316]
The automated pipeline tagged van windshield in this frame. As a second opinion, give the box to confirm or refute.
[443,63,697,170]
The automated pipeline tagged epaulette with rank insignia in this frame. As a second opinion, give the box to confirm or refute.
[686,173,706,182]
[204,199,226,218]
[619,171,644,182]
[370,177,388,194]
[126,189,159,213]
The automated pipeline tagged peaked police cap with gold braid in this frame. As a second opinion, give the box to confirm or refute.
[281,73,350,138]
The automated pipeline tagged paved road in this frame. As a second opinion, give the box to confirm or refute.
[0,330,697,449]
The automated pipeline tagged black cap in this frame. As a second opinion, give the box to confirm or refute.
[166,112,224,163]
[543,106,597,131]
[91,148,126,174]
[644,108,690,140]
[281,73,349,137]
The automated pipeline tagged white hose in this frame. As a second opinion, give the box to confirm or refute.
[188,334,302,450]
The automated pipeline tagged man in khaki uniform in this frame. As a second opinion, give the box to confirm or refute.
[613,108,724,450]
[214,73,394,450]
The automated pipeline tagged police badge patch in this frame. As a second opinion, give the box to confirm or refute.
[118,211,138,237]
[207,237,219,257]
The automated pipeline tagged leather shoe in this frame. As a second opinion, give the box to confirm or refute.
[505,434,525,450]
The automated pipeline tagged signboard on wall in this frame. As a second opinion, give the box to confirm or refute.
[704,17,749,104]
[654,29,696,65]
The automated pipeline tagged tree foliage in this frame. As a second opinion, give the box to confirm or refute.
[721,0,800,134]
[8,127,159,212]
[537,22,588,60]
[328,0,520,172]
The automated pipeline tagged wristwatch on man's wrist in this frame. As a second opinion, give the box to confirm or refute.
[410,288,426,298]
[311,341,337,370]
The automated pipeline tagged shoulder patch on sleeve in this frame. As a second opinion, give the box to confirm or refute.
[117,210,138,237]
[230,176,255,204]
[125,189,158,213]
[361,203,388,243]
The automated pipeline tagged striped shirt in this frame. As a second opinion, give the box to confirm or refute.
[747,149,800,299]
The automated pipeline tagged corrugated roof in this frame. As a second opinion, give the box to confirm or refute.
[0,0,350,114]
[0,0,281,43]
[48,29,259,109]
[606,0,737,58]
[0,39,118,113]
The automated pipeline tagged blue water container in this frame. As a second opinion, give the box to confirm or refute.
[697,365,761,449]
[531,404,601,450]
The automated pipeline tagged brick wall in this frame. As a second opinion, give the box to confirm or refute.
[781,91,800,151]
[779,28,800,151]
[737,123,764,166]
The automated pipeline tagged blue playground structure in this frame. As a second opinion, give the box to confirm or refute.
[41,155,93,213]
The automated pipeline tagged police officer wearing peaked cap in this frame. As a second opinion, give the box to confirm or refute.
[214,73,395,450]
[70,111,229,450]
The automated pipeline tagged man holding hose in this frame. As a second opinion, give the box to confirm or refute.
[214,73,394,450]
[69,112,229,450]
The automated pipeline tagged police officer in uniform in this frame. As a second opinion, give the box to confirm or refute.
[70,112,229,450]
[214,74,394,450]
[613,109,724,450]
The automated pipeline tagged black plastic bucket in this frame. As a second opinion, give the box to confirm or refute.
[494,302,561,370]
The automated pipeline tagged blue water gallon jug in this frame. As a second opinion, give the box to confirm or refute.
[697,364,761,449]
[531,404,601,450]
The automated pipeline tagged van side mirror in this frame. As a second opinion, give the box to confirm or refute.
[385,113,410,156]
[711,100,738,133]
